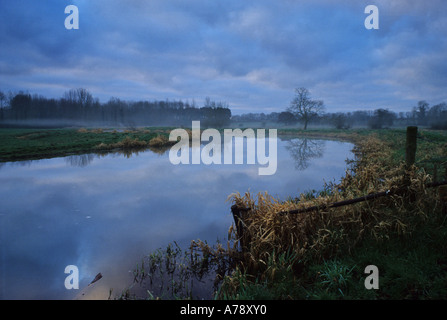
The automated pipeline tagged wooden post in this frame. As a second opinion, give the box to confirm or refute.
[405,126,418,168]
[439,185,447,215]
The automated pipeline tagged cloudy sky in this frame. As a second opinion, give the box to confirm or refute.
[0,0,446,114]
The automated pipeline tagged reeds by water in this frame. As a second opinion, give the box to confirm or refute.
[119,131,447,300]
[226,137,438,270]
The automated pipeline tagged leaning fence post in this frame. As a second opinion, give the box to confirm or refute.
[405,126,418,168]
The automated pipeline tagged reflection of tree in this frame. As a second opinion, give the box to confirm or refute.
[285,138,325,170]
[147,145,171,156]
[65,154,96,167]
[64,147,171,167]
[106,146,170,158]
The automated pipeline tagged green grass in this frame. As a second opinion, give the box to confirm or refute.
[2,126,447,300]
[295,212,447,300]
[2,126,446,167]
[215,128,447,300]
[215,206,447,300]
[0,127,175,162]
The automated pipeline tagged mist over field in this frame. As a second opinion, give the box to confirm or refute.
[1,87,445,130]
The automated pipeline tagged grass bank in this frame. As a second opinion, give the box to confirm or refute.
[219,128,447,300]
[0,127,176,162]
[2,126,446,299]
[119,127,447,300]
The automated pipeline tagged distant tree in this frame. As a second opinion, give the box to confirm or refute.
[0,91,6,108]
[287,87,325,130]
[428,102,447,130]
[416,100,429,125]
[351,110,371,126]
[278,111,297,125]
[64,88,93,108]
[0,91,4,121]
[10,92,32,120]
[368,108,396,129]
[331,112,351,129]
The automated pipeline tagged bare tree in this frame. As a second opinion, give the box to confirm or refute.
[287,87,324,130]
[63,88,93,107]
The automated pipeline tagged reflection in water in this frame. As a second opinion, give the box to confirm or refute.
[64,146,171,167]
[0,138,353,300]
[0,159,33,169]
[285,138,325,170]
[65,154,96,167]
[0,146,172,171]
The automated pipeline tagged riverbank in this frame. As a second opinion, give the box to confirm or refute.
[216,128,447,299]
[2,126,447,299]
[2,126,446,167]
[279,128,447,176]
[120,127,447,300]
[0,127,176,162]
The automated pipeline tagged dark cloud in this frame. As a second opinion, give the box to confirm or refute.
[0,0,446,113]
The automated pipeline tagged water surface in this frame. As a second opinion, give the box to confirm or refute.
[0,137,353,299]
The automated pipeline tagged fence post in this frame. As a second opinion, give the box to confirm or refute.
[405,126,418,168]
[439,185,447,215]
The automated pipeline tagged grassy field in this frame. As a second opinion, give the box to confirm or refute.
[0,127,176,162]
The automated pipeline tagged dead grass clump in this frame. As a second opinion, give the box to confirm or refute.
[77,128,89,133]
[95,136,148,150]
[95,142,108,149]
[148,135,170,147]
[115,136,148,148]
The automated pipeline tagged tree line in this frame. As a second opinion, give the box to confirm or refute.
[233,88,447,130]
[0,88,232,128]
[0,87,445,129]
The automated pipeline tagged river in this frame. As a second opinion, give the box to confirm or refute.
[0,136,353,299]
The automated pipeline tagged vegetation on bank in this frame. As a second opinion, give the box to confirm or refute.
[0,127,177,162]
[219,134,447,299]
[1,126,446,299]
[117,127,447,300]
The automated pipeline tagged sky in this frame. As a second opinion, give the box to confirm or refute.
[0,0,446,115]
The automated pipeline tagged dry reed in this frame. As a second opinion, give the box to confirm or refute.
[221,136,441,276]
